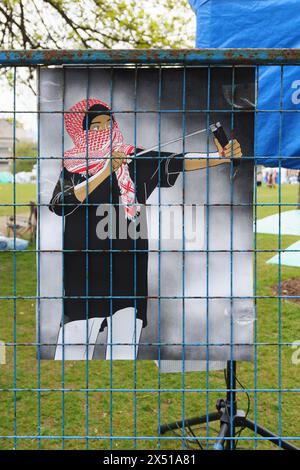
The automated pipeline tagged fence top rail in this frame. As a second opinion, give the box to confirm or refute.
[0,48,300,66]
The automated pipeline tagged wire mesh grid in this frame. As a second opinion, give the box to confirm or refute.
[0,50,299,451]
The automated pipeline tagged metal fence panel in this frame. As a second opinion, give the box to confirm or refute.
[0,50,299,451]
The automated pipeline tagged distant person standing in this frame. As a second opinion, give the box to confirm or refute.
[298,171,300,207]
[256,167,262,187]
[267,169,276,189]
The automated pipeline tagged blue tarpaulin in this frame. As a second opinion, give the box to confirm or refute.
[189,0,300,169]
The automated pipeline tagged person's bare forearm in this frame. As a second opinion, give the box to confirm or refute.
[185,157,230,171]
[185,140,242,172]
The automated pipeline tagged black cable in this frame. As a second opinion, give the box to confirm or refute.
[163,367,251,451]
[164,422,203,450]
[224,368,251,449]
[165,421,222,450]
[186,424,204,450]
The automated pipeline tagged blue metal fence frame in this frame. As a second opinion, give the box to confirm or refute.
[0,49,300,65]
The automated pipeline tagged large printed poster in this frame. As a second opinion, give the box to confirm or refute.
[38,66,254,361]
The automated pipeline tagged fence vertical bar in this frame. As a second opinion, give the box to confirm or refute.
[277,64,284,448]
[181,64,187,449]
[109,65,114,450]
[133,64,138,449]
[85,66,91,450]
[12,65,17,450]
[36,65,41,450]
[253,63,259,450]
[157,64,162,450]
[205,64,211,450]
[61,66,66,450]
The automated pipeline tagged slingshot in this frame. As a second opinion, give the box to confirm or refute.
[136,122,240,179]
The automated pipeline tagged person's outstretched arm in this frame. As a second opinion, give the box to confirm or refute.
[74,139,242,202]
[184,139,242,171]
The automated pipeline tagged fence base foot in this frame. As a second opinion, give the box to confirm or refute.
[160,402,299,450]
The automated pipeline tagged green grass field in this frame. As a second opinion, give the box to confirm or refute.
[0,183,299,450]
[0,183,36,217]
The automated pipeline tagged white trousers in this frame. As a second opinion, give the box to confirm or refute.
[54,307,142,360]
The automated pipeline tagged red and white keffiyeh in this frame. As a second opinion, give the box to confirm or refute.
[64,98,140,220]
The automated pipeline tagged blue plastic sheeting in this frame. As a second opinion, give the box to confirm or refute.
[189,0,300,169]
[267,240,300,267]
[0,236,29,251]
[256,210,300,236]
[0,172,13,183]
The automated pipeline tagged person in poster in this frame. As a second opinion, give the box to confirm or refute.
[49,98,242,360]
